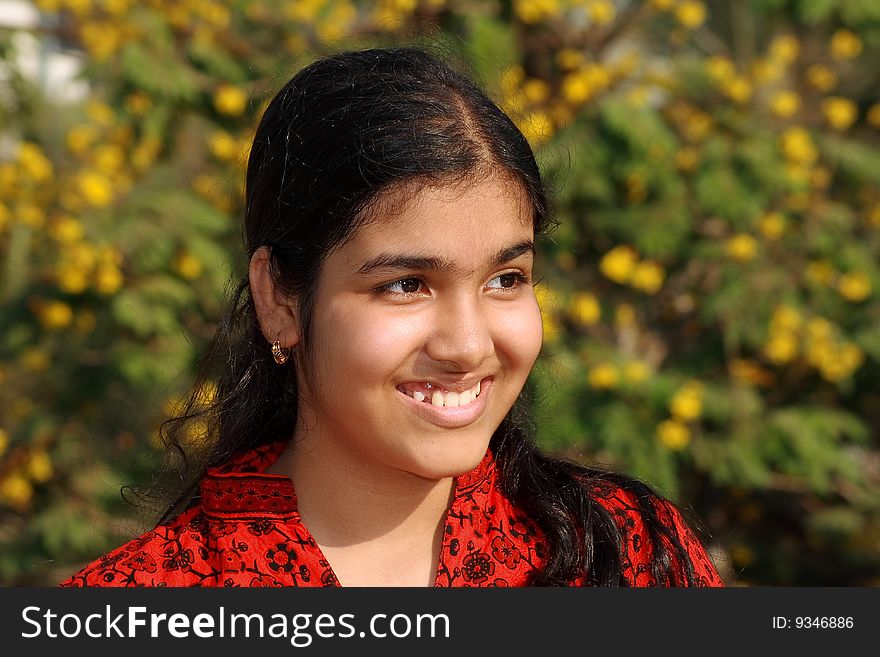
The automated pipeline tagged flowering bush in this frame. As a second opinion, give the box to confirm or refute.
[0,0,878,585]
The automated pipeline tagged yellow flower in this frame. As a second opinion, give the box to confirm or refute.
[769,35,800,64]
[78,171,113,207]
[726,234,757,262]
[105,0,132,17]
[758,212,786,239]
[599,245,638,284]
[675,0,706,28]
[589,0,615,25]
[706,56,734,82]
[210,131,240,162]
[0,428,8,457]
[49,215,84,243]
[519,111,554,147]
[57,264,90,294]
[17,143,53,182]
[522,79,550,105]
[26,451,53,483]
[183,417,211,447]
[869,204,880,228]
[723,76,752,103]
[830,29,862,60]
[174,251,204,280]
[867,103,880,128]
[571,292,601,326]
[729,359,775,387]
[779,127,818,165]
[805,64,837,92]
[770,91,800,118]
[837,272,871,302]
[623,360,650,383]
[657,419,690,450]
[514,0,559,24]
[556,49,584,71]
[771,305,802,332]
[195,380,219,407]
[17,204,45,228]
[822,97,858,131]
[630,261,665,294]
[838,343,865,373]
[588,363,619,389]
[675,147,699,172]
[805,261,836,286]
[562,65,610,106]
[805,317,834,344]
[38,300,74,330]
[670,382,703,420]
[764,333,798,364]
[213,84,248,116]
[21,348,50,372]
[0,474,33,508]
[682,111,713,142]
[86,100,115,127]
[93,144,125,174]
[751,58,783,84]
[94,265,124,295]
[535,283,562,343]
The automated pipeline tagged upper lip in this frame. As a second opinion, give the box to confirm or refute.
[399,376,490,392]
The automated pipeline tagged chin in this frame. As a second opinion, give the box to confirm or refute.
[406,432,493,481]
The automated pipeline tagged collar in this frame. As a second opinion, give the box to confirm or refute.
[200,440,496,518]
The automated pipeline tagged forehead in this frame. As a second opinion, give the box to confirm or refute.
[342,176,534,263]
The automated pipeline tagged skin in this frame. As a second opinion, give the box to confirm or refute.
[250,174,543,585]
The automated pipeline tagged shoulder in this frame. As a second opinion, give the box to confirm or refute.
[60,443,295,587]
[59,506,206,587]
[586,476,725,587]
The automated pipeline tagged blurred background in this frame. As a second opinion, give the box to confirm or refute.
[0,0,878,587]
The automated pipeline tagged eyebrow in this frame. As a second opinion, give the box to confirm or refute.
[356,240,535,276]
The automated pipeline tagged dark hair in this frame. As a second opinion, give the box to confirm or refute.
[155,46,703,586]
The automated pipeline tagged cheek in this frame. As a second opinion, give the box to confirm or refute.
[314,302,421,379]
[493,299,544,370]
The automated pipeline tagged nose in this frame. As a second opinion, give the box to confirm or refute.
[424,296,494,372]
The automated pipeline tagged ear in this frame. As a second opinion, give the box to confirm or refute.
[249,246,301,348]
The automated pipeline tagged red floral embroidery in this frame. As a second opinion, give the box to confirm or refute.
[59,441,724,588]
[461,551,495,584]
[121,551,157,573]
[491,535,522,570]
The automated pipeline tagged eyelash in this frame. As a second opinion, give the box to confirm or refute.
[373,272,531,298]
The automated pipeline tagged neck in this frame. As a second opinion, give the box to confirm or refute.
[267,435,456,549]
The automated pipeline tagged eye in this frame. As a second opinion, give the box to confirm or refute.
[486,272,529,290]
[376,277,425,296]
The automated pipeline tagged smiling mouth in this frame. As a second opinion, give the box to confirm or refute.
[396,380,483,408]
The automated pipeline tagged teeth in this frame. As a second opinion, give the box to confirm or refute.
[404,380,483,407]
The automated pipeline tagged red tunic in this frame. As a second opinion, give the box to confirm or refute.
[60,441,723,587]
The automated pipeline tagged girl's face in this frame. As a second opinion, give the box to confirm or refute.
[294,176,543,483]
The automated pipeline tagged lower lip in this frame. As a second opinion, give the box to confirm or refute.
[397,378,493,429]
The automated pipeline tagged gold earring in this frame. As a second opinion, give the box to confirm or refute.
[271,340,289,365]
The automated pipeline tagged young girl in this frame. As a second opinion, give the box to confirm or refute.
[62,47,723,587]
